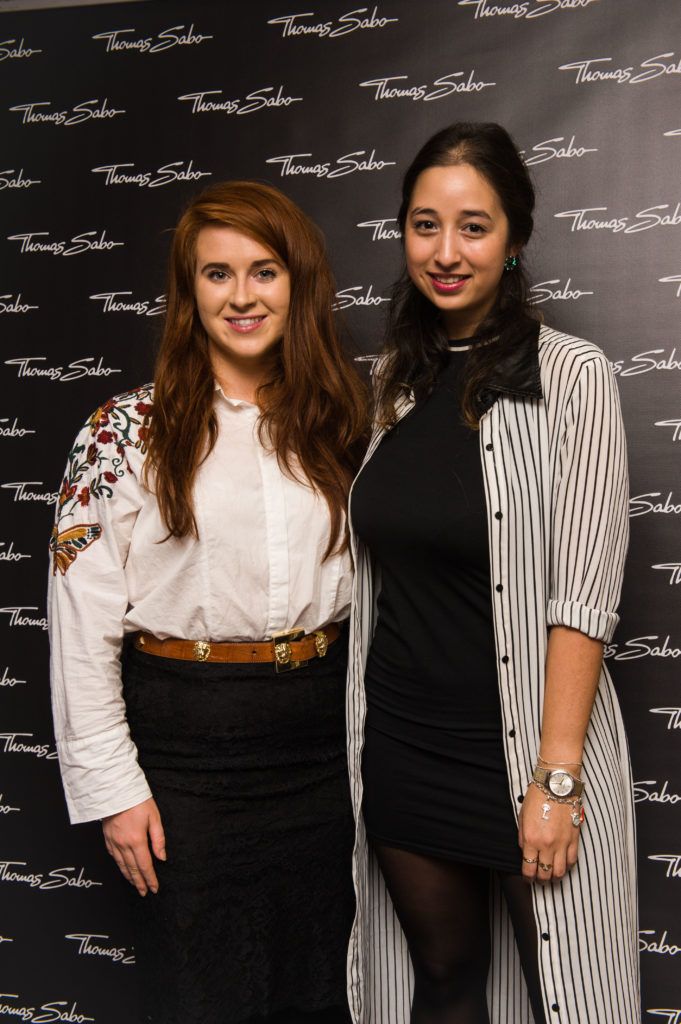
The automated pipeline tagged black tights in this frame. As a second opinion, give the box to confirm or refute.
[374,844,547,1024]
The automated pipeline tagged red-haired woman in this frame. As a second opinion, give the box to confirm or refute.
[48,181,367,1024]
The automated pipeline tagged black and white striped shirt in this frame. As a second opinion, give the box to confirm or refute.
[346,324,639,1023]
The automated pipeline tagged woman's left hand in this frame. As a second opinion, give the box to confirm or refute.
[518,783,581,884]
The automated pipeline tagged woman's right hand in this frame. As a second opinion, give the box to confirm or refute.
[102,797,166,896]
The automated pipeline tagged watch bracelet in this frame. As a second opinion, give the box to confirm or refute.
[530,778,584,806]
[532,765,584,797]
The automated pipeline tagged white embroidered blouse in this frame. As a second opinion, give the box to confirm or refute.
[48,383,352,824]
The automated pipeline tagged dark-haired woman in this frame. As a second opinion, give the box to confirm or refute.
[48,181,367,1024]
[347,123,638,1024]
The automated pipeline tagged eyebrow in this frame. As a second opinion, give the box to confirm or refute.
[199,257,282,272]
[411,206,493,221]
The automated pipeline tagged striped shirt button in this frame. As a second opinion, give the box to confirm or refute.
[495,583,503,592]
[485,442,493,451]
[501,655,509,663]
[495,511,503,520]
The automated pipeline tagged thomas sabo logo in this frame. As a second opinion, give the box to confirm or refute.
[7,230,124,256]
[357,217,401,241]
[639,929,681,956]
[0,860,102,890]
[92,160,211,188]
[522,134,598,167]
[0,732,57,760]
[268,6,398,39]
[92,22,212,54]
[0,607,48,630]
[89,291,166,316]
[9,98,125,126]
[0,294,38,314]
[0,168,41,190]
[0,541,30,564]
[530,278,594,304]
[560,51,681,86]
[4,357,122,382]
[0,37,42,61]
[634,781,681,806]
[334,285,390,310]
[178,85,302,116]
[65,933,135,966]
[604,635,680,661]
[554,202,681,234]
[0,994,96,1023]
[359,69,495,100]
[266,148,396,179]
[610,348,681,377]
[458,0,599,19]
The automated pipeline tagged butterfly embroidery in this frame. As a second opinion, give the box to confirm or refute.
[50,523,103,576]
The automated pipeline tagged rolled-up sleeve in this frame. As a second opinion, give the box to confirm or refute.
[48,418,152,824]
[547,354,629,643]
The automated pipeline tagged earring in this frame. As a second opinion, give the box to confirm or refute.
[504,255,519,271]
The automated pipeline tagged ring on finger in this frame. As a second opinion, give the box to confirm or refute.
[539,861,552,872]
[523,856,538,865]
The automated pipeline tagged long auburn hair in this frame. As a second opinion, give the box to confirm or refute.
[377,122,539,429]
[145,180,368,555]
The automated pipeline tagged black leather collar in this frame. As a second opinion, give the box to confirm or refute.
[479,319,543,409]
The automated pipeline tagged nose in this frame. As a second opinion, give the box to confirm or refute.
[434,229,461,269]
[228,275,256,311]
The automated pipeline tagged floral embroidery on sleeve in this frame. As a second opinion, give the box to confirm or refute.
[52,384,153,575]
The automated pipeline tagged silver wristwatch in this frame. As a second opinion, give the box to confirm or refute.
[532,767,583,799]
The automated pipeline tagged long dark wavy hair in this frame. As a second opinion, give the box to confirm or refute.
[144,181,369,556]
[377,122,538,429]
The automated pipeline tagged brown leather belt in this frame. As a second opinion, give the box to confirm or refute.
[134,623,341,673]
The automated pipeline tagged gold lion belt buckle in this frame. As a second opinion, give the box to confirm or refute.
[272,627,306,673]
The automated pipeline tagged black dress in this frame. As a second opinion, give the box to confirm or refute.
[351,345,521,874]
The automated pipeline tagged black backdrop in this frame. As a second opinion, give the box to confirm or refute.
[1,1,680,1021]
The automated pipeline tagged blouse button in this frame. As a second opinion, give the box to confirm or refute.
[495,511,503,520]
[542,932,549,941]
[551,1005,559,1013]
[485,443,493,451]
[508,729,516,738]
[517,794,524,803]
[495,584,503,592]
[501,655,510,664]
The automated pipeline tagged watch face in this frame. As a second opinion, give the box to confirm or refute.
[548,771,574,797]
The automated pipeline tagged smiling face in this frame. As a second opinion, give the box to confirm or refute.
[404,163,517,339]
[193,224,290,393]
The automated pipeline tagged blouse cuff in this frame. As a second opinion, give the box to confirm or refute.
[546,599,619,644]
[57,725,152,824]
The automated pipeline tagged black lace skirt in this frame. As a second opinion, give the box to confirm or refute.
[122,630,354,1024]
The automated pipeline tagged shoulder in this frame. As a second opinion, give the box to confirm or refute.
[537,324,616,405]
[538,324,613,375]
[82,382,155,446]
[56,384,154,521]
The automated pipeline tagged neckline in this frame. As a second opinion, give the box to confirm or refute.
[447,336,476,352]
[214,382,258,409]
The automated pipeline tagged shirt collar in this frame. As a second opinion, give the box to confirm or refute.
[214,382,257,410]
[481,319,543,402]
